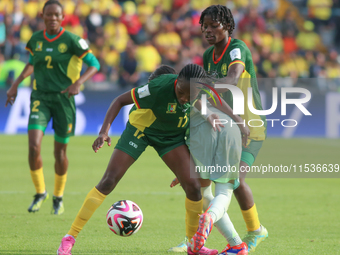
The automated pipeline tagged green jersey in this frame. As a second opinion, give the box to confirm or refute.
[25,28,91,92]
[130,74,190,138]
[203,37,266,141]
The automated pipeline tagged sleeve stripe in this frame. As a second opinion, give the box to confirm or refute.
[228,60,245,68]
[79,49,92,59]
[131,88,141,109]
[25,47,34,56]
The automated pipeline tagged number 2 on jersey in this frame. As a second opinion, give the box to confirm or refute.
[45,56,53,69]
[32,100,40,112]
[177,115,188,128]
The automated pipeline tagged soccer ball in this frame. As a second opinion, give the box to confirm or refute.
[106,200,143,237]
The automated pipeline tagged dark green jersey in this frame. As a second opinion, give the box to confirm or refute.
[130,74,190,137]
[25,28,91,92]
[203,37,266,141]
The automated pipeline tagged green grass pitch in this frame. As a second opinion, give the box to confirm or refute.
[0,135,339,254]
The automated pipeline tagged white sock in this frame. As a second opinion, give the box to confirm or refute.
[211,182,242,247]
[215,213,242,247]
[207,183,233,223]
[201,185,214,211]
[201,182,242,247]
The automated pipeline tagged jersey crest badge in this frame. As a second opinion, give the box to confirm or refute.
[166,103,177,114]
[35,42,43,51]
[58,43,68,53]
[221,63,227,75]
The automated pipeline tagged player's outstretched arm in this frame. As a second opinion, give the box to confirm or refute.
[213,63,244,93]
[5,63,33,107]
[61,66,98,98]
[92,91,134,152]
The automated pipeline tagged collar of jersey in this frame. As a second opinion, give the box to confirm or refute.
[44,27,65,42]
[212,36,231,64]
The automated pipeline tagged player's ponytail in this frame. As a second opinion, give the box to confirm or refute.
[148,65,176,82]
[178,64,206,82]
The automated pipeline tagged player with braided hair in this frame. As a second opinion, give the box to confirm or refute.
[57,64,219,255]
[199,4,236,36]
[150,65,248,254]
[148,65,176,82]
[169,5,268,254]
[200,4,268,254]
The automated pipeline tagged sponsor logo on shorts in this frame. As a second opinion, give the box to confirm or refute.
[129,141,138,148]
[31,115,39,119]
[67,123,72,133]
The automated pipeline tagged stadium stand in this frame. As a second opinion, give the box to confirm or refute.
[0,0,339,91]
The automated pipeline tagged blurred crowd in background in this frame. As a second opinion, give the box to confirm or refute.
[0,0,340,91]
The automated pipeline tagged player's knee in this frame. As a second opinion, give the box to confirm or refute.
[238,177,246,186]
[233,178,247,194]
[54,148,67,163]
[96,179,116,195]
[28,142,40,158]
[182,179,201,201]
[97,174,120,195]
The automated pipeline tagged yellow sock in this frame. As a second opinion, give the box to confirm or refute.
[185,197,203,240]
[30,167,45,194]
[67,187,106,238]
[241,204,261,232]
[54,173,67,197]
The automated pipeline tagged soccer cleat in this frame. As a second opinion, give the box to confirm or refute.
[187,246,218,255]
[168,237,188,252]
[242,225,268,253]
[189,213,213,253]
[51,196,65,215]
[27,191,49,212]
[57,235,75,255]
[219,242,248,255]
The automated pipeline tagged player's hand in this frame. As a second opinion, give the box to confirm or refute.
[207,113,224,132]
[92,133,112,153]
[238,124,250,147]
[170,177,180,187]
[61,81,81,98]
[5,86,18,107]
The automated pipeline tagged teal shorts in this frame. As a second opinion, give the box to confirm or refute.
[241,140,263,167]
[188,109,241,186]
[115,122,185,160]
[28,90,76,143]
